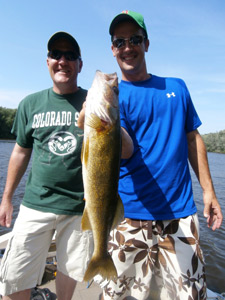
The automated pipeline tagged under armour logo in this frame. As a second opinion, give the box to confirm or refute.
[166,92,176,98]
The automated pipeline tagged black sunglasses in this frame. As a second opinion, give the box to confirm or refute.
[112,35,145,49]
[47,50,80,61]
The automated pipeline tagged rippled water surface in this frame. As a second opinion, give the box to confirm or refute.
[0,141,224,293]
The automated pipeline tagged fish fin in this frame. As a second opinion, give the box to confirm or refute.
[86,114,106,132]
[81,208,92,231]
[86,114,101,129]
[81,136,89,166]
[83,253,117,282]
[111,194,124,229]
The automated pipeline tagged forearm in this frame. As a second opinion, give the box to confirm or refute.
[187,130,216,197]
[187,130,223,229]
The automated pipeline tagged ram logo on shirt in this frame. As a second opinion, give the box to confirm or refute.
[48,131,77,156]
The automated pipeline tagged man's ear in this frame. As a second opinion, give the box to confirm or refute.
[78,59,83,73]
[111,44,116,57]
[145,39,150,52]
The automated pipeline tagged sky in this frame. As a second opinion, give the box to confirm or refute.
[0,0,224,134]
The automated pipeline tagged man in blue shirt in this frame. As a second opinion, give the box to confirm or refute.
[100,10,223,300]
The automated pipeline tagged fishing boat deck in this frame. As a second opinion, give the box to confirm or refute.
[0,233,102,300]
[40,279,102,300]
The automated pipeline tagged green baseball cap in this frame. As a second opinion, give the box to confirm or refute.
[109,10,148,38]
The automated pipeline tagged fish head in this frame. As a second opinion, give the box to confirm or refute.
[85,71,119,129]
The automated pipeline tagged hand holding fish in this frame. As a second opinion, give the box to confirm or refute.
[77,101,86,130]
[78,100,133,159]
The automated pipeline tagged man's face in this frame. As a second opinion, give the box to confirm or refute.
[111,21,149,81]
[47,38,82,94]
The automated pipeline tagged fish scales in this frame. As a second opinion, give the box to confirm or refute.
[81,70,124,282]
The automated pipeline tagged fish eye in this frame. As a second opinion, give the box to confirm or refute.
[112,86,119,95]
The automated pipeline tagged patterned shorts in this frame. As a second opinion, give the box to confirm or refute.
[102,214,207,300]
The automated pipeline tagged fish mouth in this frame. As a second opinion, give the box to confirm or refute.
[100,119,108,126]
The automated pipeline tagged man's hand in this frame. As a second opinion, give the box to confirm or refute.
[0,201,13,228]
[0,143,32,228]
[77,102,133,159]
[77,101,86,130]
[203,192,223,231]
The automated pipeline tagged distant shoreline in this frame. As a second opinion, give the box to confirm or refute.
[0,139,224,154]
[0,139,15,143]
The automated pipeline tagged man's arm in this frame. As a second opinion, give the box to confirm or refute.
[0,143,32,228]
[121,127,134,159]
[187,129,223,230]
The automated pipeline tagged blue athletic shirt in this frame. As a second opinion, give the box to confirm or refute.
[119,75,202,220]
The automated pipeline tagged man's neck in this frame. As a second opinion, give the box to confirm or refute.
[122,73,151,82]
[53,84,79,95]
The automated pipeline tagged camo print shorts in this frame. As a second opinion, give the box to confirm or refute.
[102,213,207,300]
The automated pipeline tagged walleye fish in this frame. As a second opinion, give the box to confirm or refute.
[81,70,124,282]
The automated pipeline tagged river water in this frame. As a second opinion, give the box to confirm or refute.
[0,141,224,294]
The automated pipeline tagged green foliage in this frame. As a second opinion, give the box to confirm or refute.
[0,107,17,139]
[202,130,225,154]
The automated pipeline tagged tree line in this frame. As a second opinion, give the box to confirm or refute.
[0,106,224,153]
[202,130,225,154]
[0,107,17,139]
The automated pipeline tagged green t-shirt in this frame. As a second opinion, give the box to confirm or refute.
[12,87,87,215]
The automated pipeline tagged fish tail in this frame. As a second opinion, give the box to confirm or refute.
[83,253,117,282]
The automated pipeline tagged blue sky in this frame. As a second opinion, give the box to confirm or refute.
[0,0,224,134]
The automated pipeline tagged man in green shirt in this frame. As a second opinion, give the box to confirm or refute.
[0,32,93,300]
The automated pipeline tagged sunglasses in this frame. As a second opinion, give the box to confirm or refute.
[112,35,145,49]
[47,50,80,61]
